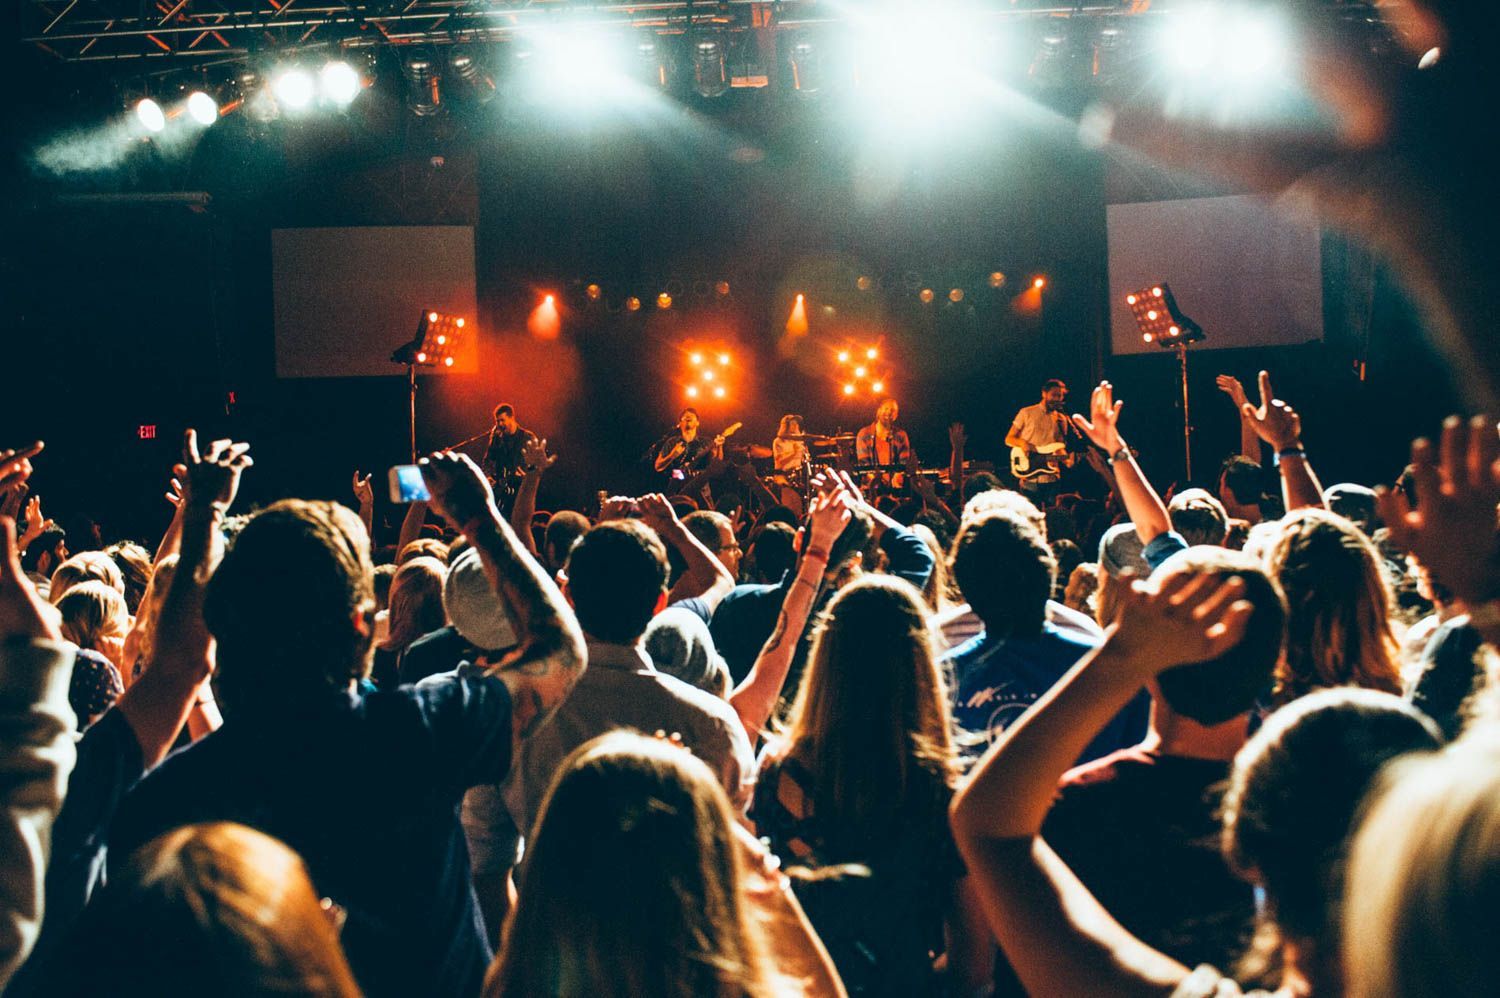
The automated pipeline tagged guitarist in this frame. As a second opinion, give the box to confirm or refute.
[1005,379,1080,505]
[482,402,539,510]
[651,407,726,486]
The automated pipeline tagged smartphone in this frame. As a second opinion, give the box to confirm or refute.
[388,465,431,503]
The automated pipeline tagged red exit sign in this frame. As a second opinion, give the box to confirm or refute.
[138,425,157,440]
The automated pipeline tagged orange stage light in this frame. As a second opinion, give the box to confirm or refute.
[871,381,885,393]
[713,385,726,398]
[866,347,878,360]
[718,353,730,366]
[657,293,672,310]
[686,385,699,398]
[843,384,855,396]
[690,352,703,366]
[1032,277,1046,290]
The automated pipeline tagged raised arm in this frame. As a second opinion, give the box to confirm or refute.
[1241,371,1325,512]
[118,431,250,767]
[637,494,735,611]
[352,471,375,543]
[1216,375,1262,461]
[949,571,1252,998]
[420,452,585,745]
[1072,382,1172,545]
[729,487,849,739]
[151,472,185,567]
[396,497,430,556]
[508,437,556,560]
[948,421,967,503]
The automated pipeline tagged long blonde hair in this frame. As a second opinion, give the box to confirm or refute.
[378,556,446,655]
[774,576,957,836]
[1258,508,1402,705]
[1344,734,1500,997]
[487,731,775,998]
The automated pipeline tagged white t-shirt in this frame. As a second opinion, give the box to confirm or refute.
[1010,401,1069,451]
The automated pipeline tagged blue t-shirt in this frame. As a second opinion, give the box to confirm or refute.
[109,673,513,998]
[944,623,1148,765]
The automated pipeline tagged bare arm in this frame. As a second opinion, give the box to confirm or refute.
[352,471,375,544]
[118,431,250,768]
[1072,382,1172,545]
[1216,376,1261,461]
[639,495,735,611]
[729,489,850,738]
[948,422,966,503]
[396,499,430,556]
[1004,423,1029,452]
[152,474,185,567]
[508,437,556,560]
[654,439,685,474]
[1241,371,1325,512]
[421,452,586,745]
[950,571,1252,998]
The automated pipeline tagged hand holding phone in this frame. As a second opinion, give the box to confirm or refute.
[388,465,431,503]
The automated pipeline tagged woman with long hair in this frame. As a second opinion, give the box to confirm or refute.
[371,555,445,688]
[1254,508,1403,704]
[58,822,361,997]
[773,414,811,516]
[752,575,984,996]
[486,730,843,998]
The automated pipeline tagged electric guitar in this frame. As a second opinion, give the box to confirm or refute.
[659,422,743,476]
[1010,442,1078,482]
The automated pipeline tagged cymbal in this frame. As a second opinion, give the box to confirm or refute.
[744,444,773,459]
[825,433,856,442]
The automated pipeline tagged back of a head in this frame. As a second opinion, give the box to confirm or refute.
[49,550,124,605]
[105,541,153,614]
[1261,508,1402,704]
[56,579,129,654]
[490,731,769,998]
[398,537,450,565]
[682,510,731,552]
[564,520,667,644]
[203,500,375,711]
[1169,488,1230,547]
[1220,456,1264,506]
[20,526,66,574]
[961,488,1045,537]
[746,521,796,583]
[1344,735,1500,998]
[1323,483,1378,535]
[950,511,1054,639]
[784,576,955,831]
[644,607,731,698]
[1220,689,1441,974]
[443,547,517,652]
[62,822,360,997]
[544,511,591,568]
[380,556,447,654]
[960,471,1003,506]
[1151,547,1287,726]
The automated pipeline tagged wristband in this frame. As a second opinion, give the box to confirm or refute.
[803,547,830,564]
[1106,445,1130,466]
[1273,445,1306,467]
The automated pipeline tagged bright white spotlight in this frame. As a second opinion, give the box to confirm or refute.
[1165,8,1218,74]
[186,91,218,126]
[850,11,988,122]
[526,30,630,102]
[135,98,166,133]
[1227,12,1287,77]
[273,68,315,110]
[321,60,362,105]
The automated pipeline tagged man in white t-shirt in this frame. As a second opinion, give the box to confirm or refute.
[1006,379,1074,502]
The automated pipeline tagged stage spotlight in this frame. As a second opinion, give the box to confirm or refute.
[428,312,439,322]
[1147,309,1159,320]
[1227,10,1287,77]
[714,385,727,398]
[544,294,555,305]
[321,60,363,106]
[586,283,602,300]
[843,384,856,396]
[526,30,630,102]
[871,381,885,393]
[186,91,218,126]
[866,347,878,360]
[702,369,715,382]
[1033,276,1047,289]
[690,352,704,365]
[447,47,496,104]
[636,34,671,90]
[855,366,867,378]
[856,275,872,291]
[838,350,851,363]
[718,353,730,366]
[456,318,466,327]
[715,281,730,296]
[919,288,934,303]
[416,351,428,363]
[789,36,824,95]
[626,296,641,312]
[444,357,455,367]
[401,51,443,116]
[273,68,315,110]
[989,271,1006,288]
[657,292,673,310]
[1165,7,1218,74]
[1126,293,1138,305]
[949,288,964,303]
[692,36,730,98]
[135,98,166,133]
[686,385,700,398]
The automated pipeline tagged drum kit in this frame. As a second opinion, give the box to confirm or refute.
[737,430,939,510]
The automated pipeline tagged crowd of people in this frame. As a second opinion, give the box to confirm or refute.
[3,354,1500,998]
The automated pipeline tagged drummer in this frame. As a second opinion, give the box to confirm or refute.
[772,414,811,515]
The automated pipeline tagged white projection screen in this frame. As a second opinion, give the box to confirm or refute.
[1106,195,1322,356]
[272,226,479,378]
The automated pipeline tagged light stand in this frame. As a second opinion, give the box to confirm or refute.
[1126,282,1205,482]
[389,310,471,464]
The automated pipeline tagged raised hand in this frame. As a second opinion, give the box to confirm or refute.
[522,437,557,473]
[419,451,495,529]
[597,496,637,523]
[0,516,62,642]
[19,495,52,551]
[179,430,252,513]
[352,471,374,508]
[1071,381,1126,454]
[634,493,680,538]
[0,442,42,498]
[949,422,967,449]
[1241,371,1302,451]
[1215,375,1250,410]
[1376,415,1500,605]
[806,486,854,552]
[1112,569,1253,670]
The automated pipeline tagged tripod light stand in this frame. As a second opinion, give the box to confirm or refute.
[389,310,471,463]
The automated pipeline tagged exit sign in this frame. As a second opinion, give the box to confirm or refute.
[138,425,157,440]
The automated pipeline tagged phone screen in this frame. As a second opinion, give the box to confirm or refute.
[388,465,431,503]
